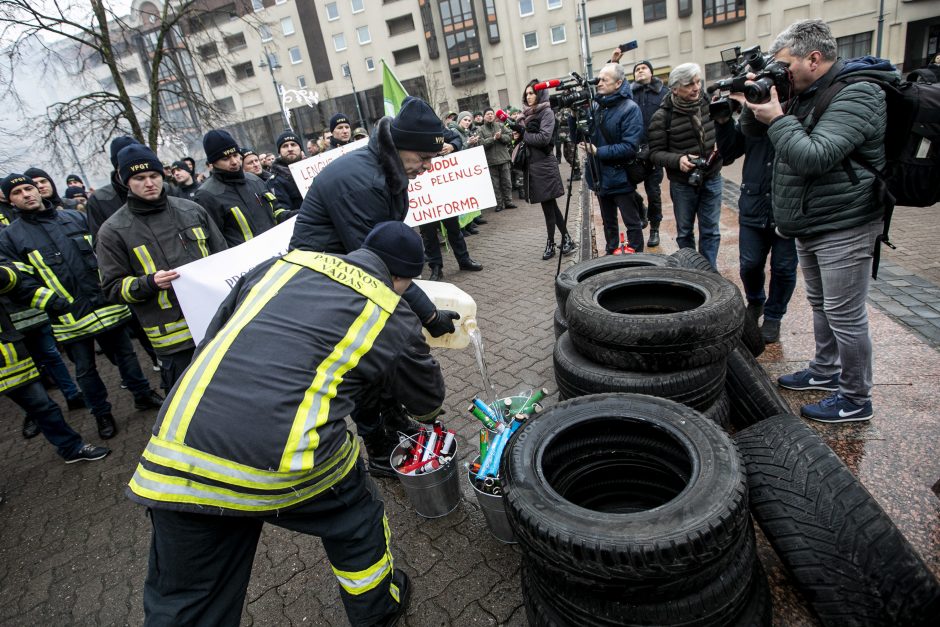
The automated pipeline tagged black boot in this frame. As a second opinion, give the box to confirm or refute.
[647,227,660,248]
[561,233,577,256]
[428,265,443,281]
[363,431,399,478]
[22,416,40,439]
[95,413,117,440]
[542,239,556,260]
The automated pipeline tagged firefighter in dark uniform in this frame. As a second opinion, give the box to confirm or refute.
[129,221,443,626]
[0,173,164,440]
[86,136,140,239]
[96,145,228,392]
[193,129,291,247]
[268,130,306,211]
[290,96,460,476]
[0,262,109,463]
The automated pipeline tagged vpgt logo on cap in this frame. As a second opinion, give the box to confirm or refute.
[9,177,27,185]
[129,163,151,172]
[335,117,348,124]
[435,136,444,143]
[221,147,238,156]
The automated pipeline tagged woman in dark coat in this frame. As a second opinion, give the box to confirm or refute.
[510,80,575,259]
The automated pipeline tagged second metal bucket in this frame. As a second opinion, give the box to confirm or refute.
[468,456,516,544]
[391,440,460,518]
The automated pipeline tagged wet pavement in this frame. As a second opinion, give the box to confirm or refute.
[0,162,937,626]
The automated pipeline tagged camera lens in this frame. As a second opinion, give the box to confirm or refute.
[744,79,773,104]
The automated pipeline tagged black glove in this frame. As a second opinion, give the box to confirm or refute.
[508,121,525,135]
[48,296,70,313]
[525,119,541,133]
[424,309,460,338]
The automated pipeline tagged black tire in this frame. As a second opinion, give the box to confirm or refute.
[554,331,725,409]
[670,248,765,358]
[725,341,790,430]
[553,307,568,340]
[555,253,676,312]
[735,414,940,626]
[526,526,766,626]
[565,267,743,372]
[504,394,748,583]
[701,389,731,431]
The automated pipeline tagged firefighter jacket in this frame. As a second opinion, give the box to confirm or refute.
[0,202,130,344]
[96,191,228,356]
[194,170,289,247]
[0,263,43,395]
[86,171,129,239]
[127,248,446,515]
[0,208,48,334]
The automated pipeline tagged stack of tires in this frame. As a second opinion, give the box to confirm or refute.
[504,394,772,626]
[554,251,748,429]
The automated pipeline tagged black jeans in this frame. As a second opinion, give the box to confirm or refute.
[598,192,645,253]
[7,379,83,458]
[64,325,151,416]
[419,218,470,268]
[144,461,398,627]
[643,166,664,226]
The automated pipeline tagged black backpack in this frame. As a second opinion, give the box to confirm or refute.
[810,68,940,276]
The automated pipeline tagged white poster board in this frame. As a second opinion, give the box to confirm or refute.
[403,146,496,226]
[288,138,369,198]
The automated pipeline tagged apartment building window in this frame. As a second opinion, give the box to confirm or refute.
[589,10,632,36]
[387,14,415,36]
[438,0,485,85]
[366,57,375,71]
[287,46,301,64]
[233,61,255,80]
[251,0,263,11]
[837,32,872,59]
[326,2,339,20]
[259,24,273,42]
[420,0,440,59]
[275,0,287,5]
[644,0,666,22]
[678,0,692,17]
[198,41,218,60]
[206,70,226,87]
[550,25,566,45]
[392,45,421,64]
[298,75,307,88]
[333,33,347,51]
[121,69,141,84]
[523,31,538,50]
[547,0,562,9]
[702,0,746,28]
[224,32,247,52]
[519,0,534,17]
[215,96,236,113]
[351,0,365,13]
[281,17,295,36]
[483,0,500,43]
[357,26,371,45]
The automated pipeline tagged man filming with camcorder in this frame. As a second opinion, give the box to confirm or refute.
[574,63,646,254]
[647,63,724,269]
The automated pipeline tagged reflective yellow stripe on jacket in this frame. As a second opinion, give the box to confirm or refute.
[0,342,39,393]
[191,227,210,258]
[51,304,131,342]
[26,250,72,301]
[142,319,192,351]
[133,245,172,310]
[229,207,253,242]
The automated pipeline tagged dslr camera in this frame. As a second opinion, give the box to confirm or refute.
[687,150,719,187]
[707,45,792,120]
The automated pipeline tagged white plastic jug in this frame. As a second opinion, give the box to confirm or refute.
[413,279,477,349]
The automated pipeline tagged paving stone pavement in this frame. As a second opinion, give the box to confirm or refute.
[1,160,937,626]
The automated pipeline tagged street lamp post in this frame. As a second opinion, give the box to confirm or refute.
[341,63,368,133]
[259,49,292,131]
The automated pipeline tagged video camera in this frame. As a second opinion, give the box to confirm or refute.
[706,44,793,121]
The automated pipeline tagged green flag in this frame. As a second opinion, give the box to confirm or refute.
[382,59,409,116]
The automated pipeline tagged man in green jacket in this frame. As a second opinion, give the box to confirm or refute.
[747,19,896,423]
[478,108,515,212]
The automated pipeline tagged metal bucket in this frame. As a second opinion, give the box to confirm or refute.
[468,456,516,544]
[391,439,460,519]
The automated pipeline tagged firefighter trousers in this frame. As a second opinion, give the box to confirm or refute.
[143,460,401,626]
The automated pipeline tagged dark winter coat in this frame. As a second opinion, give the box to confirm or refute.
[289,116,435,322]
[648,94,721,185]
[268,159,304,212]
[519,89,564,204]
[86,171,129,239]
[174,180,201,202]
[631,77,666,135]
[583,80,644,196]
[714,108,775,229]
[194,170,286,247]
[478,120,512,165]
[766,58,895,238]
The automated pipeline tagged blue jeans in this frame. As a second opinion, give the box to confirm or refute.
[796,221,882,404]
[64,325,152,417]
[23,322,81,400]
[669,175,723,269]
[7,380,83,458]
[738,224,798,321]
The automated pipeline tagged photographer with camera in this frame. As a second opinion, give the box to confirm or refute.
[648,63,723,269]
[508,81,574,260]
[713,88,797,344]
[575,63,646,254]
[744,19,897,423]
